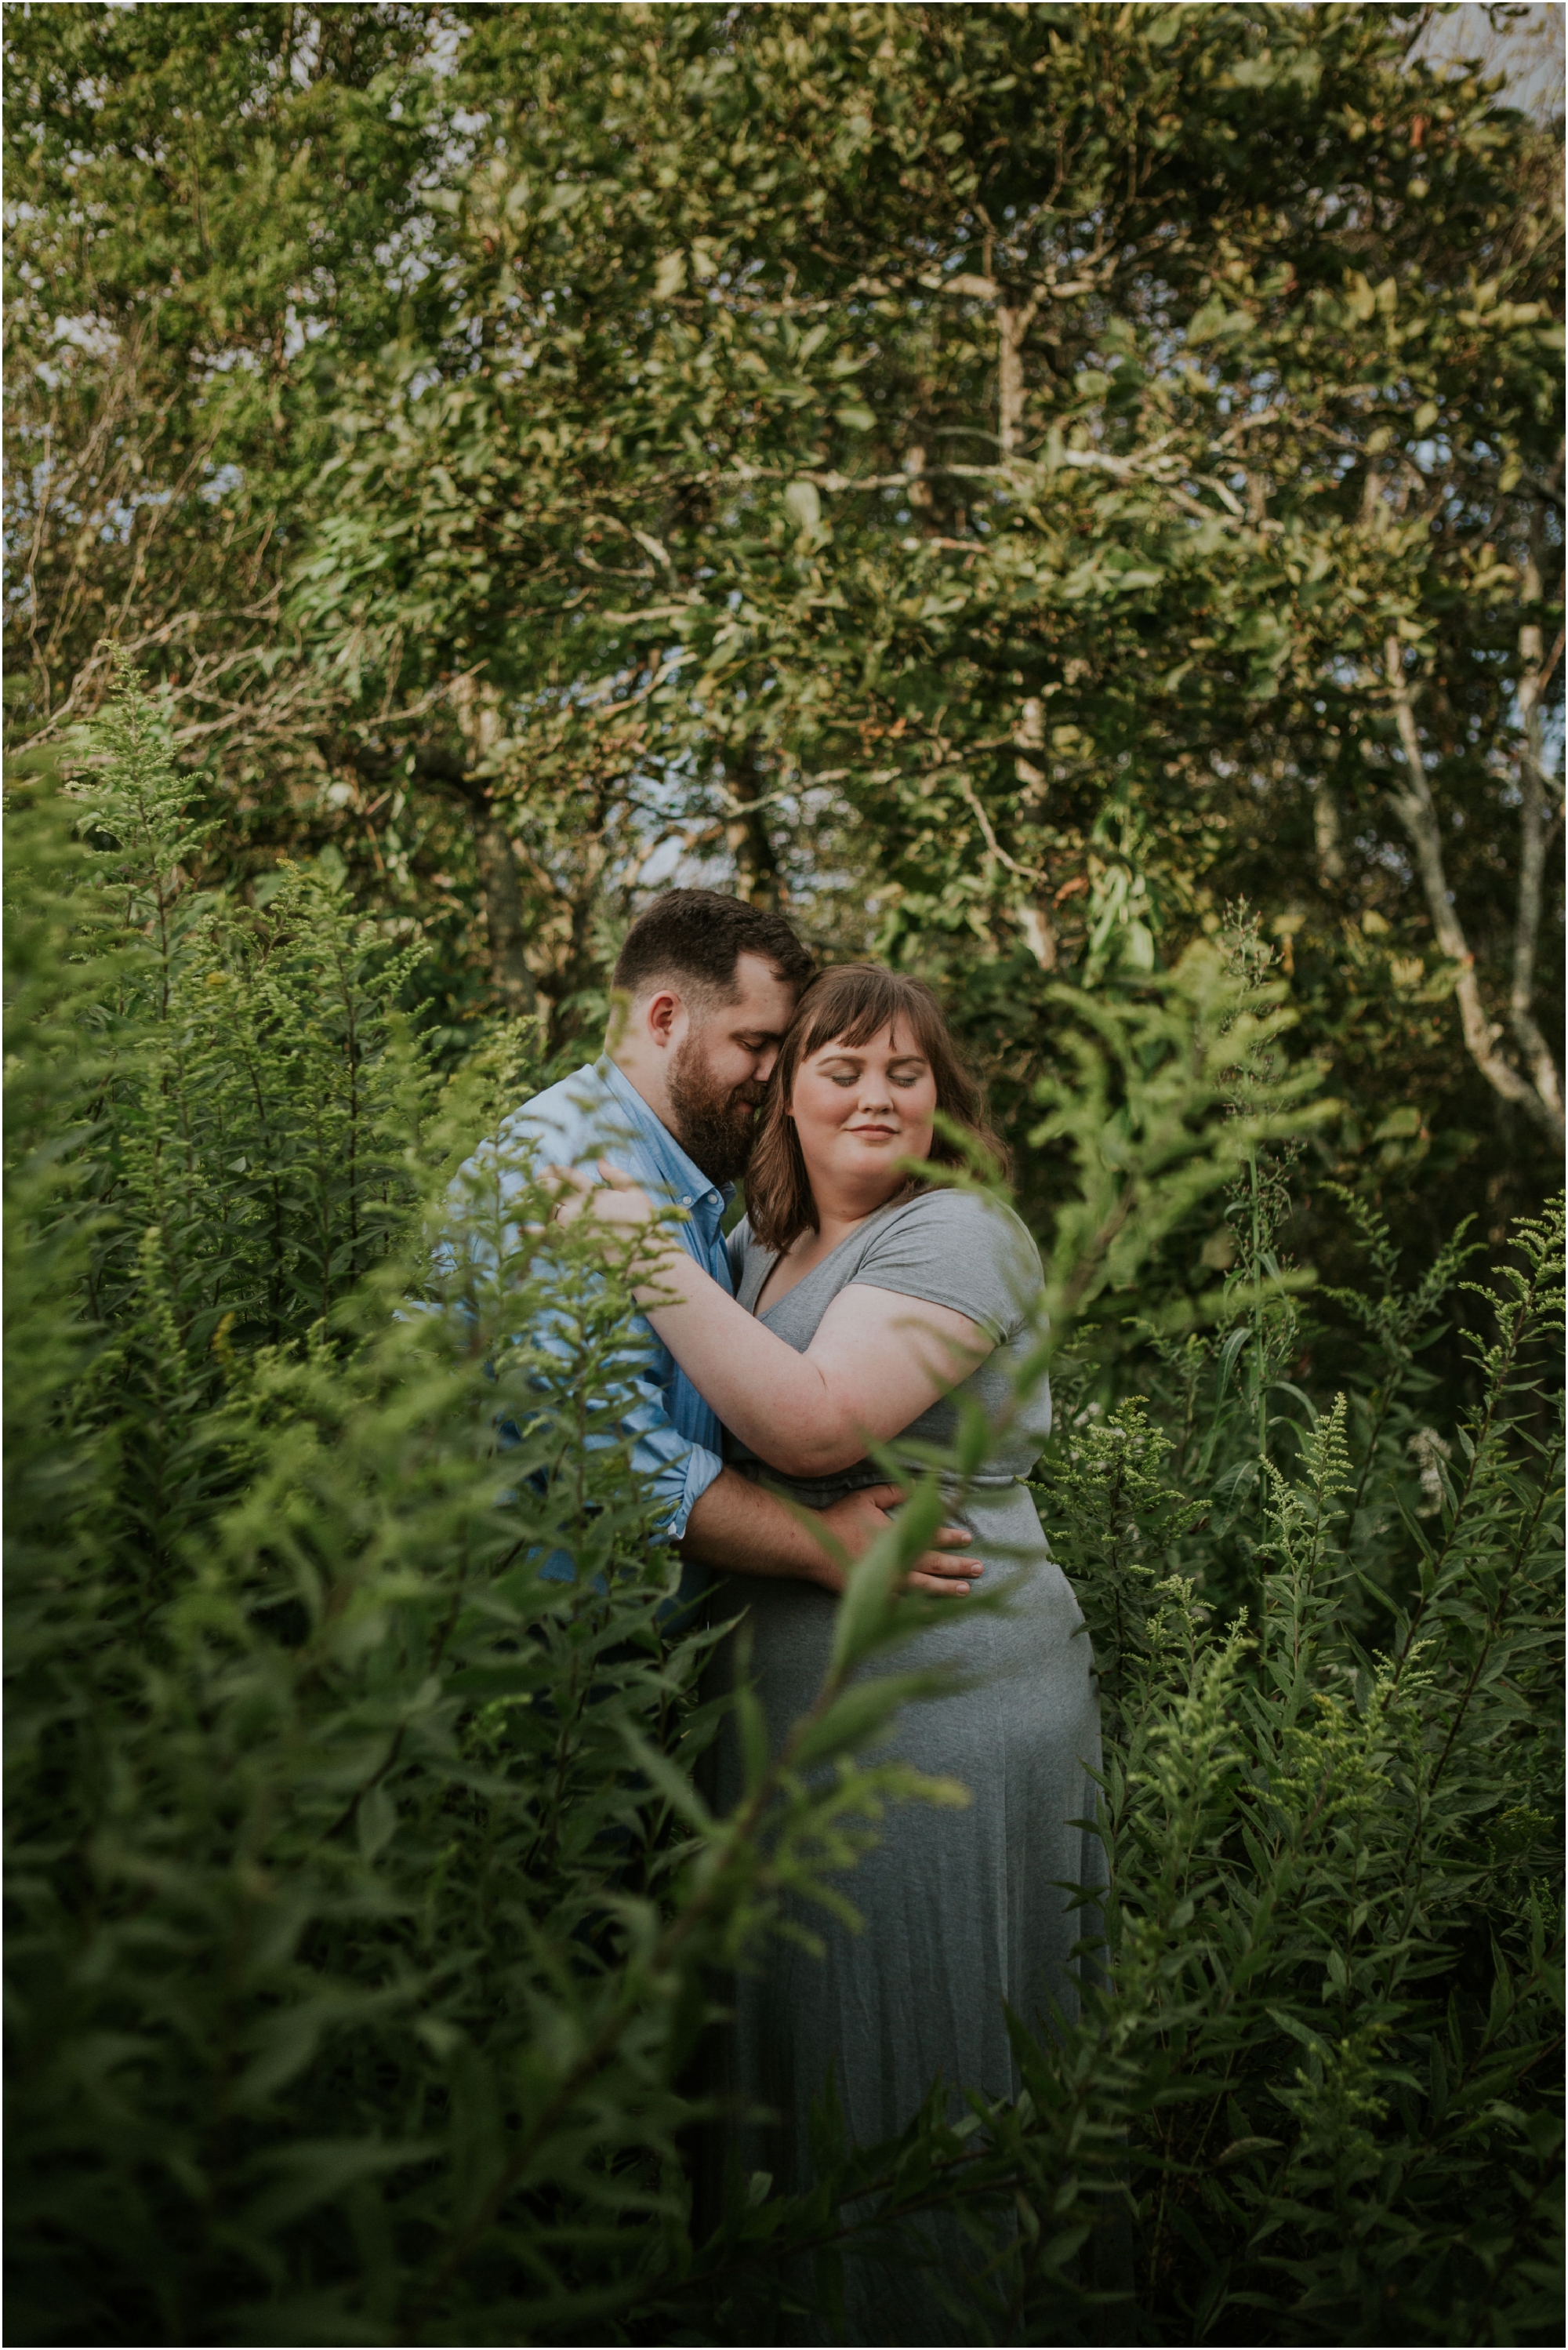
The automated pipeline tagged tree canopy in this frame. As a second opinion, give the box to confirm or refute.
[7,2,1563,1244]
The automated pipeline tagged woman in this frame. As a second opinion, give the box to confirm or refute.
[558,965,1102,2345]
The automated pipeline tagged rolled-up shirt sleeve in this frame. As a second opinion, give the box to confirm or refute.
[494,1271,723,1542]
[437,1090,723,1544]
[620,1382,724,1538]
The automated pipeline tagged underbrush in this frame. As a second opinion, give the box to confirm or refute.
[5,677,1562,2345]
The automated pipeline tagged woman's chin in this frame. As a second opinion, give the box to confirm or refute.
[847,1153,911,1193]
[803,1139,913,1197]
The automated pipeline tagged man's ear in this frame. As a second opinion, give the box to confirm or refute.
[644,987,682,1048]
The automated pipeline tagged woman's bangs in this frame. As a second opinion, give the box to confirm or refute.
[798,972,942,1063]
[749,959,1007,1247]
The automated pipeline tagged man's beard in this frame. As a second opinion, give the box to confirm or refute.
[667,1034,764,1186]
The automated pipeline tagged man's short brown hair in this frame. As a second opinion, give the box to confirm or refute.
[612,889,815,1005]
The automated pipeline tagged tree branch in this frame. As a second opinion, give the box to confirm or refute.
[1383,637,1563,1146]
[1508,545,1566,1132]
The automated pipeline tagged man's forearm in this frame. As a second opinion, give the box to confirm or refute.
[677,1467,983,1597]
[678,1467,835,1589]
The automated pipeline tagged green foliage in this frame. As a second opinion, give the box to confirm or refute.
[8,4,1561,1222]
[5,683,984,2345]
[1028,1214,1564,2345]
[6,674,1561,2345]
[1025,935,1333,1327]
[80,666,430,1346]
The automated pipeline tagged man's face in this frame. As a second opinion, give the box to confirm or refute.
[667,951,799,1184]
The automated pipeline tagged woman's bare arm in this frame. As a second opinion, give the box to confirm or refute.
[549,1162,994,1475]
[657,1270,992,1475]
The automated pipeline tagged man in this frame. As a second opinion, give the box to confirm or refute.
[444,888,980,1602]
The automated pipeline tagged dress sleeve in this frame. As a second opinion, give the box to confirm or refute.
[848,1190,1043,1346]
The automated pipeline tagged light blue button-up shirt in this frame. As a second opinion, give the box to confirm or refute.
[440,1056,731,1558]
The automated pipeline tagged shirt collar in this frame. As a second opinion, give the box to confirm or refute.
[594,1056,732,1220]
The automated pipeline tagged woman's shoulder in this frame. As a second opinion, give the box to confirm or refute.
[852,1186,1043,1331]
[877,1185,1039,1256]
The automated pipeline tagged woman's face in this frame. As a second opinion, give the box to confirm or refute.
[787,1021,938,1206]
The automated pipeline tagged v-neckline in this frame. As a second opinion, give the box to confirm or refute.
[751,1198,902,1320]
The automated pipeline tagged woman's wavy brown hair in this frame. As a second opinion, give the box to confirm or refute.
[743,964,1009,1255]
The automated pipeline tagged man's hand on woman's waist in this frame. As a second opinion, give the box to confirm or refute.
[680,1466,982,1596]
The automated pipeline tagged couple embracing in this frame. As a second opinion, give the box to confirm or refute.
[447,890,1102,2345]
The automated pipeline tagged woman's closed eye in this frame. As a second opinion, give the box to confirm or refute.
[824,1059,927,1088]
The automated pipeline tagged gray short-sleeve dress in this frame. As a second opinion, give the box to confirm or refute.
[710,1188,1104,2345]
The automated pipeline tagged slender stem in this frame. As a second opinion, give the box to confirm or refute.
[1347,1368,1399,1521]
[1250,1150,1267,1468]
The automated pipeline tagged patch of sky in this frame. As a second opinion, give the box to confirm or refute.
[289,15,321,89]
[53,313,119,358]
[1411,2,1563,124]
[635,832,692,892]
[281,303,331,362]
[1360,834,1414,886]
[373,223,437,292]
[422,14,471,81]
[102,487,172,545]
[199,463,244,506]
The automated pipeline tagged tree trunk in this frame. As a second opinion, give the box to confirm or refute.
[1508,536,1564,1128]
[724,741,786,910]
[1313,786,1345,884]
[415,686,538,1019]
[472,805,537,1017]
[998,291,1055,965]
[996,292,1042,458]
[1011,694,1056,968]
[1383,637,1562,1146]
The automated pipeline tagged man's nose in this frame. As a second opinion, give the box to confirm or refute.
[754,1043,781,1082]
